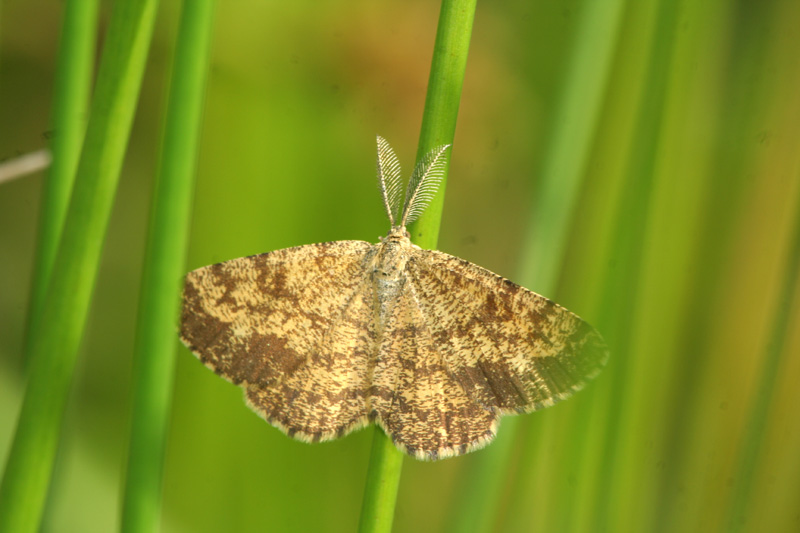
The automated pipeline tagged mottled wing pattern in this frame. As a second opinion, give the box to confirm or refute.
[180,240,377,442]
[377,248,609,458]
[365,273,495,460]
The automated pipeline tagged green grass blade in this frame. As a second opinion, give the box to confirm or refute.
[120,1,215,531]
[358,1,476,532]
[23,0,99,363]
[517,0,626,294]
[358,426,405,533]
[0,1,160,531]
[592,2,690,529]
[407,0,477,249]
[645,2,767,530]
[548,2,663,530]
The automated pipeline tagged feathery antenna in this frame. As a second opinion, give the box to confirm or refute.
[376,136,403,226]
[400,143,451,227]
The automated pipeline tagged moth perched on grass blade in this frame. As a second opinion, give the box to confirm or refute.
[180,137,608,460]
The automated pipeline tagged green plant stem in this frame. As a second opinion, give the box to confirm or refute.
[0,1,159,531]
[518,0,626,292]
[407,0,477,249]
[358,1,476,532]
[120,1,215,532]
[24,0,99,368]
[596,2,682,530]
[358,427,405,533]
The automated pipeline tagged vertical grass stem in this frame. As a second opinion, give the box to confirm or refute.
[358,1,477,531]
[120,1,215,531]
[0,1,160,531]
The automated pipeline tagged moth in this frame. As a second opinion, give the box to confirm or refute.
[180,136,608,460]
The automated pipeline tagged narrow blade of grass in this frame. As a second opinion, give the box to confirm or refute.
[358,1,476,532]
[23,0,99,370]
[542,3,661,531]
[407,0,477,249]
[120,1,215,531]
[358,426,405,533]
[648,2,769,530]
[0,1,160,531]
[593,1,684,528]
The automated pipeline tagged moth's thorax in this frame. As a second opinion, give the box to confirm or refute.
[373,226,415,282]
[368,226,418,310]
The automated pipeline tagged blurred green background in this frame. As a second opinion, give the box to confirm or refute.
[1,0,799,532]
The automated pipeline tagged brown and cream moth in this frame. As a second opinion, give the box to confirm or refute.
[180,137,608,460]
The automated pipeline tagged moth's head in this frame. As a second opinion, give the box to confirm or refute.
[382,225,411,244]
